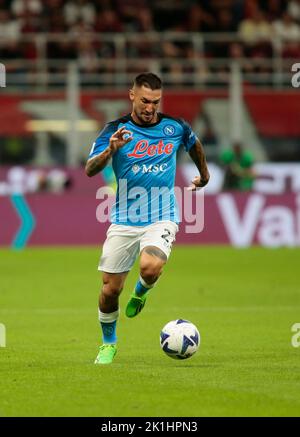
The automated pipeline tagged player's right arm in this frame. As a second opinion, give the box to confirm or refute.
[85,146,113,177]
[85,126,132,177]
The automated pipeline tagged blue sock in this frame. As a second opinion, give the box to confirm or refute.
[135,276,155,297]
[99,309,119,344]
[100,320,117,344]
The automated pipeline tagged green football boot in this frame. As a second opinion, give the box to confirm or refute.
[94,344,117,364]
[125,293,148,318]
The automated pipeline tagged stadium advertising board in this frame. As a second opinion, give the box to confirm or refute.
[0,165,299,248]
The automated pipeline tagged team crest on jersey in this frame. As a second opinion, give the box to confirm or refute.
[132,164,140,174]
[163,125,175,136]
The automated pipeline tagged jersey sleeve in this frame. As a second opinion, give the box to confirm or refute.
[88,122,117,159]
[180,119,198,152]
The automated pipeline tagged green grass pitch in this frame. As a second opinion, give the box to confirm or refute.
[0,246,300,417]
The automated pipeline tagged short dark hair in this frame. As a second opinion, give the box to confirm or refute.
[133,72,162,90]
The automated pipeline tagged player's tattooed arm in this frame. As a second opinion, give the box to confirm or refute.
[85,147,113,177]
[85,127,133,177]
[188,138,210,190]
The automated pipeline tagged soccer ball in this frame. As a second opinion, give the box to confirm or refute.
[160,319,200,360]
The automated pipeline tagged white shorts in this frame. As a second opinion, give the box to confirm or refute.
[99,221,178,273]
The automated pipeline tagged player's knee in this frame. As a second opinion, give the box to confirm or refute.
[140,264,162,284]
[102,281,123,298]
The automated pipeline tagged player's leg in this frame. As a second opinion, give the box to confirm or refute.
[126,221,178,318]
[95,271,128,365]
[125,247,166,318]
[95,224,139,364]
[139,245,166,291]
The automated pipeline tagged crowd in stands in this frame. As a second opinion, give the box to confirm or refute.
[0,0,299,85]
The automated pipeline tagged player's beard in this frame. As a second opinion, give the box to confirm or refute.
[134,109,157,125]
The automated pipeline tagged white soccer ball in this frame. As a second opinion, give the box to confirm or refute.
[160,319,200,360]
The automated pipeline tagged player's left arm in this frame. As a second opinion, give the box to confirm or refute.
[188,138,210,190]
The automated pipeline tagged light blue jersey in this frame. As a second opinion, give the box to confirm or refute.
[89,113,198,226]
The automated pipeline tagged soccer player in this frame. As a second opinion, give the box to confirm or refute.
[85,72,210,364]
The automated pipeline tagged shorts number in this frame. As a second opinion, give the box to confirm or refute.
[161,229,172,245]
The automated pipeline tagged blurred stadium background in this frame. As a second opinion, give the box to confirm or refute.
[1,0,300,248]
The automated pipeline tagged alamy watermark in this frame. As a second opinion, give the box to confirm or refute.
[291,63,300,88]
[0,323,6,347]
[0,63,6,88]
[291,323,300,348]
[96,180,205,233]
